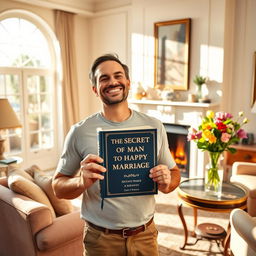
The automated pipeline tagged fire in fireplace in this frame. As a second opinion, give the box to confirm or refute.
[163,123,190,178]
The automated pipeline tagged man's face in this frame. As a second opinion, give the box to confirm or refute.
[93,60,130,105]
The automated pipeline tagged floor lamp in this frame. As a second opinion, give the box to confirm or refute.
[0,99,21,160]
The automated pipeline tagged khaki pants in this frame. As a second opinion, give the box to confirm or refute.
[83,221,159,256]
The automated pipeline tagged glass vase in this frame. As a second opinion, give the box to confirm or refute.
[204,152,223,198]
[196,84,203,101]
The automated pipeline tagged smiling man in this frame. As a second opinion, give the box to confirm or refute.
[52,54,180,256]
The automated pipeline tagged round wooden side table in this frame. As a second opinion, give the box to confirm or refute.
[177,178,248,255]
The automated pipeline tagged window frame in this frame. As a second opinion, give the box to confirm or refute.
[0,10,62,170]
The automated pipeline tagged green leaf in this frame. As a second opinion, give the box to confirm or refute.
[227,147,237,154]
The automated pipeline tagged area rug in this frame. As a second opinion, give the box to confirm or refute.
[155,190,229,256]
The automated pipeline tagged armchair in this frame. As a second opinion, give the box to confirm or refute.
[230,208,256,256]
[0,176,84,256]
[230,162,256,216]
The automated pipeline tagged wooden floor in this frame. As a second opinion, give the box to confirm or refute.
[155,190,229,256]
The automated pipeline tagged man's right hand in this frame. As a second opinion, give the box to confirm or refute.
[52,154,106,199]
[80,154,106,189]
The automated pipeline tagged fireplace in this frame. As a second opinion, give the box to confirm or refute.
[129,98,220,178]
[164,123,190,178]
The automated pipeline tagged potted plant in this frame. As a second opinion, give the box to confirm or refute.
[193,75,207,101]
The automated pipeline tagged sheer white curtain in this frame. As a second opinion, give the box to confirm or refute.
[55,10,80,135]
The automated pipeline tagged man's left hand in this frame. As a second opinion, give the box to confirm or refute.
[149,164,180,193]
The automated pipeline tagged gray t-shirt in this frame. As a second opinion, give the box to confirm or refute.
[56,110,176,229]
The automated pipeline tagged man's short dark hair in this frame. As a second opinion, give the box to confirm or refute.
[89,53,130,86]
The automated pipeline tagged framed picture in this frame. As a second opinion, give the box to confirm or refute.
[252,52,256,107]
[154,18,191,91]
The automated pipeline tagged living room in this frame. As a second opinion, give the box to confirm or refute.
[0,0,256,255]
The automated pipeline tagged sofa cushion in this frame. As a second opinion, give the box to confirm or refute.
[7,169,56,218]
[8,167,34,182]
[24,164,41,177]
[34,172,73,216]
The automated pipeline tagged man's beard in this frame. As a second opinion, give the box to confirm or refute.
[101,84,129,105]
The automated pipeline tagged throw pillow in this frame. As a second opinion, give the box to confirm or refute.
[34,171,73,216]
[8,167,34,182]
[24,164,41,177]
[8,169,56,218]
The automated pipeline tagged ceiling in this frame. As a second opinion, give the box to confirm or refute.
[14,0,132,15]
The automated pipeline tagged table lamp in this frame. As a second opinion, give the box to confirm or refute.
[0,98,21,160]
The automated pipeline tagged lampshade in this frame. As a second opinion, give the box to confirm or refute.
[252,101,256,113]
[0,98,21,130]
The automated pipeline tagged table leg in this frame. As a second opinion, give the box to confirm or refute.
[191,208,198,237]
[223,222,231,256]
[177,202,188,249]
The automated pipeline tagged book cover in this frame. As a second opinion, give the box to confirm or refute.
[97,126,158,200]
[0,158,17,165]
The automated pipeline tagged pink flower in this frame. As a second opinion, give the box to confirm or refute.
[221,133,231,143]
[237,129,247,139]
[187,128,202,141]
[215,112,233,121]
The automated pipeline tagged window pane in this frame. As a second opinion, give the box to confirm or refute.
[30,132,39,149]
[0,18,51,68]
[27,75,38,94]
[0,74,5,95]
[6,74,20,94]
[42,131,53,148]
[40,94,51,112]
[29,114,39,131]
[41,113,51,130]
[40,76,49,93]
[28,94,40,113]
[4,128,22,154]
[9,135,22,153]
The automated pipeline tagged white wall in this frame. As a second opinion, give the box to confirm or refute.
[130,0,225,102]
[230,0,256,135]
[87,9,131,113]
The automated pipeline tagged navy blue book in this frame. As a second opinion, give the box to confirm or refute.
[97,126,158,201]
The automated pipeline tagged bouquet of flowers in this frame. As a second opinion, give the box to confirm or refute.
[187,110,248,192]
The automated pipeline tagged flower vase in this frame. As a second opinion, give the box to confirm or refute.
[204,152,223,198]
[196,84,203,102]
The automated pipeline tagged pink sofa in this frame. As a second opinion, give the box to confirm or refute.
[0,176,84,256]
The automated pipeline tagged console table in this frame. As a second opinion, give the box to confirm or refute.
[223,144,256,180]
[177,178,248,255]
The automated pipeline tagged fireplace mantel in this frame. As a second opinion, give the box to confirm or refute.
[129,98,220,178]
[129,99,219,126]
[129,99,219,108]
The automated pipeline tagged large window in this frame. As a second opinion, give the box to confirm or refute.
[0,12,59,170]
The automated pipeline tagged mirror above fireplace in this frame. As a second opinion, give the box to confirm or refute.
[154,18,191,91]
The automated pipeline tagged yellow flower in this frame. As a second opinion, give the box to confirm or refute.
[206,110,215,119]
[239,111,244,117]
[202,121,215,131]
[243,118,248,124]
[209,134,217,143]
[203,130,217,144]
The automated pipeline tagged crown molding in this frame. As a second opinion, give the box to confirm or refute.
[12,0,132,17]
